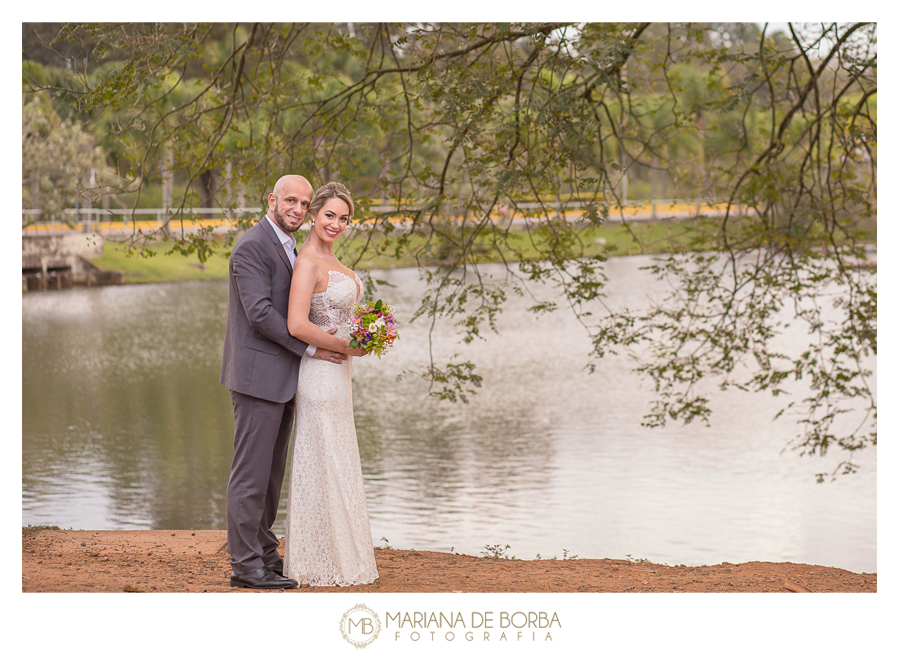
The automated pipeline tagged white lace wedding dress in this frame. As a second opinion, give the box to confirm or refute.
[283,269,379,586]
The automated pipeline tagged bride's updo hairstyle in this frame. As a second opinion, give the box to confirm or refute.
[309,182,354,219]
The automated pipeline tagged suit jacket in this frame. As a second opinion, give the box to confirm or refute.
[220,218,309,403]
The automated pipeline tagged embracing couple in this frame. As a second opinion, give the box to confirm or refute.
[220,175,378,589]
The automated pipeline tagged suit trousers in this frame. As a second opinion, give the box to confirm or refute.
[227,389,295,574]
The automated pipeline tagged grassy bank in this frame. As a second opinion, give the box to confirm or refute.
[89,221,699,284]
[339,220,704,270]
[88,218,875,284]
[89,242,232,284]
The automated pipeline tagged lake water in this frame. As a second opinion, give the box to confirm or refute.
[21,257,876,573]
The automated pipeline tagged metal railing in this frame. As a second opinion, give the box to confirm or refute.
[22,207,266,234]
[23,199,736,234]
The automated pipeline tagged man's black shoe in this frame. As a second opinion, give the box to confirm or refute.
[230,566,298,589]
[267,559,285,577]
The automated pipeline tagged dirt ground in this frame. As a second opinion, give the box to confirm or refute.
[21,529,876,593]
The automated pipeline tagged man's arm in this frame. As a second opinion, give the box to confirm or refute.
[231,238,309,358]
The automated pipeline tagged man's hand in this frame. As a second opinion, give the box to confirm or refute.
[310,347,349,364]
[307,328,348,364]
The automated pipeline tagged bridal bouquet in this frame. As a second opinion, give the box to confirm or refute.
[348,299,398,358]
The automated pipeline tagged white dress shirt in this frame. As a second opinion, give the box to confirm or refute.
[264,215,316,357]
[265,214,296,267]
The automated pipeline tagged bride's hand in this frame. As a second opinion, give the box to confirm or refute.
[348,346,368,357]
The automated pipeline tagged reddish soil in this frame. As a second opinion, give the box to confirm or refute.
[22,529,876,593]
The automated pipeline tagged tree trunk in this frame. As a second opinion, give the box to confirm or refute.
[161,141,174,233]
[223,161,232,205]
[198,169,217,219]
[662,145,670,200]
[31,178,40,215]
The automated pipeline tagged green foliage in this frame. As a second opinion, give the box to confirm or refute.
[536,549,580,560]
[22,524,62,534]
[481,543,515,560]
[23,22,876,476]
[22,93,123,221]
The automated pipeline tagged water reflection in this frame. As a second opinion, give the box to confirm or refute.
[22,260,876,572]
[23,283,235,531]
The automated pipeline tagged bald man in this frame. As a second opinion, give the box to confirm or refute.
[220,175,348,589]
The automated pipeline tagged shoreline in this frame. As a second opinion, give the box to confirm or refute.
[22,529,876,593]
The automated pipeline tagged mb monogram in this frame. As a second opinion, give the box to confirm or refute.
[340,604,382,648]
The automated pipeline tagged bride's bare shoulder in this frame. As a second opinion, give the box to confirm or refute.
[292,253,324,282]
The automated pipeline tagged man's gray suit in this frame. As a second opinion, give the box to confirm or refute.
[220,218,309,574]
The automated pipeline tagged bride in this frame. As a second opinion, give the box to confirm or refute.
[284,182,379,586]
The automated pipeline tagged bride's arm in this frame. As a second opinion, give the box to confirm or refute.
[288,258,355,354]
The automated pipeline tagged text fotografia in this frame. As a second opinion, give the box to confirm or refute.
[387,611,560,642]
